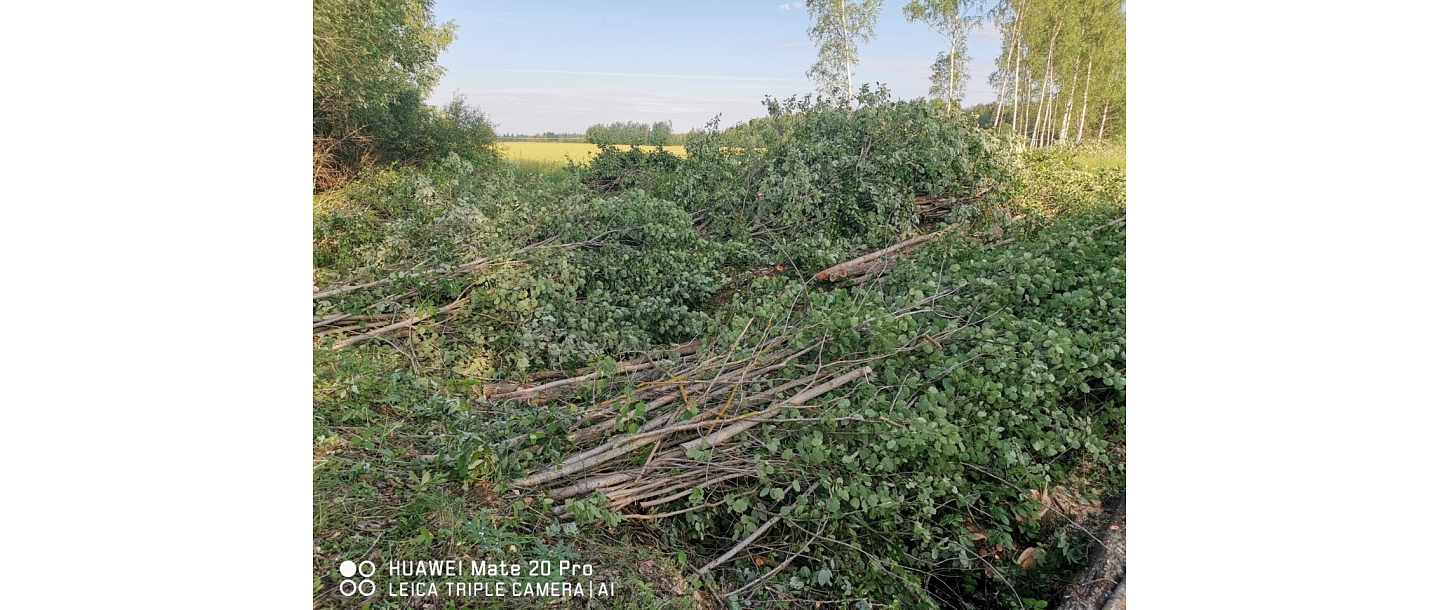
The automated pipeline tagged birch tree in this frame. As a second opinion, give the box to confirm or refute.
[989,0,1027,129]
[903,0,982,113]
[806,0,884,99]
[984,0,1124,144]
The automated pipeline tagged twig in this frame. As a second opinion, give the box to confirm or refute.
[331,297,468,350]
[730,524,825,598]
[696,481,821,576]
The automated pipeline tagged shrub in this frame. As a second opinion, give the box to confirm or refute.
[672,86,1007,257]
[575,144,682,195]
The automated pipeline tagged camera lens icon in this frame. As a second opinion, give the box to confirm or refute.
[338,560,376,596]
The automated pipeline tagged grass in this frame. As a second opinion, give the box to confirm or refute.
[1070,141,1126,171]
[312,346,700,609]
[500,142,686,176]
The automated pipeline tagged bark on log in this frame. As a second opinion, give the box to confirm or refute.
[815,229,955,282]
[1057,491,1126,610]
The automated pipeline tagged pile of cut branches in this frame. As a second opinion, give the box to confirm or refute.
[489,207,1126,606]
[312,241,548,350]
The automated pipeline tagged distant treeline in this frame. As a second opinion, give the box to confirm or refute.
[499,132,585,142]
[584,121,679,147]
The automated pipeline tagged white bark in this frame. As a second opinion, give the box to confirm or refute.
[993,24,1014,127]
[1059,58,1079,143]
[1033,21,1061,147]
[1098,101,1109,141]
[840,0,851,99]
[1076,58,1092,141]
[1009,17,1024,130]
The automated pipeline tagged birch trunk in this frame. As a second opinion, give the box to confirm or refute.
[1037,76,1046,145]
[993,27,1013,128]
[1031,77,1045,147]
[1020,75,1030,142]
[1043,80,1055,146]
[1076,58,1092,141]
[840,0,851,99]
[998,6,1026,130]
[946,32,957,113]
[1098,101,1109,141]
[1059,58,1080,143]
[1035,80,1046,147]
[1009,24,1023,131]
[1034,22,1061,147]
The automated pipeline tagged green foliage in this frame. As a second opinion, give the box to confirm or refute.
[313,0,498,188]
[346,92,501,169]
[576,144,683,195]
[475,191,724,373]
[312,153,517,278]
[314,69,1125,608]
[988,0,1125,144]
[805,0,883,98]
[524,206,1125,607]
[312,0,454,122]
[584,121,677,147]
[1000,145,1126,221]
[314,158,724,377]
[904,0,984,111]
[672,87,1005,266]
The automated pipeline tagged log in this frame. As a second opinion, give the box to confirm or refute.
[312,313,354,328]
[1057,491,1126,610]
[1101,577,1125,610]
[815,228,956,282]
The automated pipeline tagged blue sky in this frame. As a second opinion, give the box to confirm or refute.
[428,0,1004,134]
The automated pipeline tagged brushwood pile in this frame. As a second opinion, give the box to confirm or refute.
[314,89,1126,609]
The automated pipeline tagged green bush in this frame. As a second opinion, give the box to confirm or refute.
[312,0,499,188]
[314,160,724,377]
[575,144,682,195]
[471,191,724,373]
[516,206,1125,608]
[671,86,1007,263]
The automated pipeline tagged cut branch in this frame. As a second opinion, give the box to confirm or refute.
[815,227,959,282]
[331,297,468,350]
[488,341,700,401]
[695,481,821,576]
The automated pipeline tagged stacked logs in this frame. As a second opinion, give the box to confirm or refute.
[493,326,879,519]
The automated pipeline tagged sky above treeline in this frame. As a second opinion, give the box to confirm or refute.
[428,0,1004,135]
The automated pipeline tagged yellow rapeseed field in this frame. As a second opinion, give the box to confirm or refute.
[498,142,685,174]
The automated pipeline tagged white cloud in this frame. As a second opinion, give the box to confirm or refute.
[792,1,805,8]
[971,20,1003,46]
[779,4,789,10]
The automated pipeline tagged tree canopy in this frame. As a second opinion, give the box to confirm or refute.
[806,0,884,99]
[312,0,496,189]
